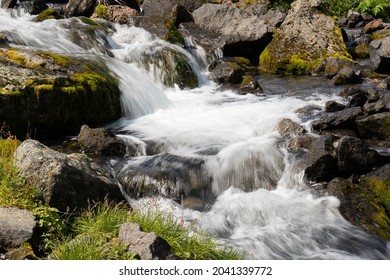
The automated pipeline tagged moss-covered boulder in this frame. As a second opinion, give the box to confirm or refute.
[259,0,351,75]
[0,48,121,140]
[33,8,64,22]
[327,170,390,240]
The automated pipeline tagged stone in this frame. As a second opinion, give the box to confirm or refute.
[356,112,390,140]
[325,101,345,112]
[15,140,124,212]
[346,92,368,108]
[369,36,390,75]
[0,207,36,248]
[259,0,351,75]
[77,125,126,156]
[239,75,263,95]
[335,136,373,175]
[364,19,384,34]
[208,58,244,84]
[276,118,305,138]
[363,99,387,114]
[118,223,173,260]
[310,107,362,132]
[92,5,140,24]
[142,0,203,18]
[65,0,96,17]
[297,135,338,182]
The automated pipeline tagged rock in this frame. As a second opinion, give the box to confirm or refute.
[364,19,384,34]
[294,104,322,120]
[346,10,363,28]
[335,136,373,175]
[78,125,126,156]
[208,58,244,84]
[4,243,38,260]
[192,4,275,64]
[366,163,390,180]
[327,176,390,240]
[338,87,369,98]
[287,134,316,152]
[65,0,96,17]
[118,154,212,203]
[276,118,305,138]
[369,36,390,75]
[239,75,263,95]
[118,222,174,260]
[142,0,203,18]
[33,7,64,22]
[0,48,121,140]
[331,66,361,85]
[310,107,362,132]
[363,99,387,114]
[316,57,362,80]
[259,0,350,75]
[356,112,390,140]
[325,101,345,112]
[14,140,124,212]
[0,0,17,9]
[92,5,140,24]
[346,92,368,108]
[298,135,338,182]
[0,207,36,249]
[377,77,390,91]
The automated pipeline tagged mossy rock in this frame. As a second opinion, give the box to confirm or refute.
[33,8,64,22]
[328,177,390,240]
[0,48,121,140]
[259,0,351,75]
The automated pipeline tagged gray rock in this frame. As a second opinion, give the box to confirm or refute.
[208,58,243,84]
[78,125,126,156]
[325,101,345,112]
[0,0,17,9]
[239,75,263,95]
[0,207,36,248]
[276,118,305,138]
[142,0,203,18]
[365,163,390,180]
[65,0,96,17]
[369,36,390,74]
[310,107,362,132]
[347,92,368,108]
[363,99,387,114]
[15,139,123,212]
[118,222,173,260]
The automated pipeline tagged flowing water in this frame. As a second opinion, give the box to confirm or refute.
[1,9,389,259]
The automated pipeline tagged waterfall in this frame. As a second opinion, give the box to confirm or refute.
[1,8,389,260]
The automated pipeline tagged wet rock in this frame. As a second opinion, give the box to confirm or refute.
[33,8,64,22]
[92,5,140,24]
[366,88,380,102]
[338,87,368,98]
[317,57,362,80]
[369,36,390,75]
[0,207,36,248]
[65,0,96,17]
[356,112,390,140]
[118,223,174,260]
[298,135,338,183]
[287,134,316,152]
[327,176,390,240]
[239,75,263,95]
[15,140,123,212]
[259,0,350,75]
[78,125,126,156]
[276,118,305,138]
[294,104,322,120]
[208,58,244,84]
[0,0,17,9]
[0,48,121,139]
[377,77,390,91]
[335,136,373,175]
[363,99,387,114]
[346,92,368,108]
[118,154,212,203]
[310,107,362,132]
[325,101,345,112]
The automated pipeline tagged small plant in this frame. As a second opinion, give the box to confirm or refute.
[358,0,390,21]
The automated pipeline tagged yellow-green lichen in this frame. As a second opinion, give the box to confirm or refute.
[34,8,64,23]
[94,4,108,20]
[163,19,185,47]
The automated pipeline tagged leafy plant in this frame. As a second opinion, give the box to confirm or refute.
[324,0,360,17]
[358,0,390,21]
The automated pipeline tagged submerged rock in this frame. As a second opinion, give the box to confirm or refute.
[14,140,124,212]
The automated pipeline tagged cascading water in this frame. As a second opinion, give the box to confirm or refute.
[1,8,389,260]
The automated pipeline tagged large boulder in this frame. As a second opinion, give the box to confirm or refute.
[0,207,36,249]
[142,0,203,18]
[369,36,390,75]
[191,4,276,64]
[0,48,121,140]
[14,140,124,212]
[259,0,351,75]
[356,112,390,140]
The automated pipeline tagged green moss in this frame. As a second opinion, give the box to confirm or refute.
[4,49,27,65]
[34,8,64,23]
[94,4,108,20]
[372,30,390,40]
[163,19,185,47]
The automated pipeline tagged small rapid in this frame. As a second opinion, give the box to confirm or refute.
[1,9,389,260]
